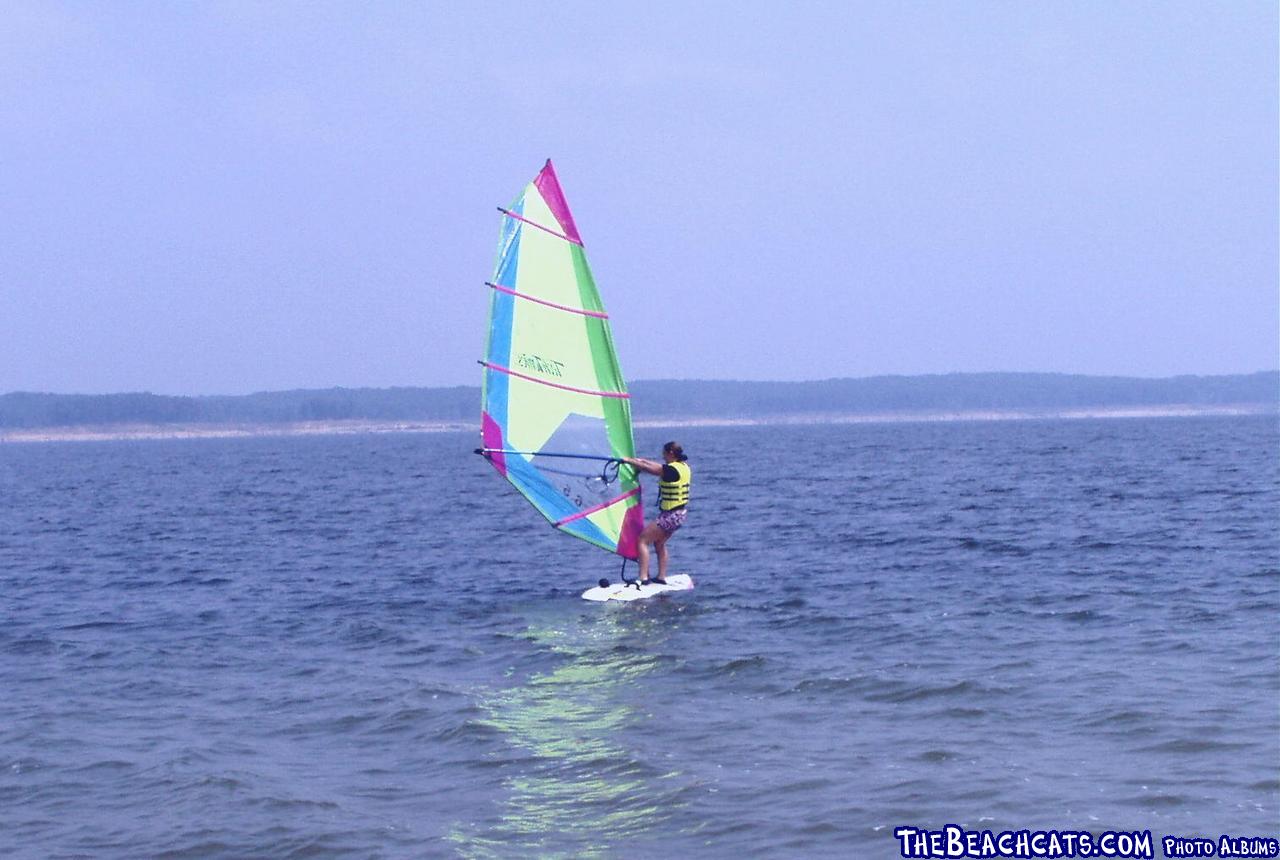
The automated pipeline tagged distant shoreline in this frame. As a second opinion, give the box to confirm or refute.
[2,403,1272,444]
[5,372,1274,439]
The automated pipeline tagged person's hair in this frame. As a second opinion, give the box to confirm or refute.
[663,441,687,462]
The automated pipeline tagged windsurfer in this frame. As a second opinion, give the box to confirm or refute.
[622,441,691,585]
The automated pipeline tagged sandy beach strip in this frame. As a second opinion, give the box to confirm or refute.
[1,404,1273,444]
[0,419,474,444]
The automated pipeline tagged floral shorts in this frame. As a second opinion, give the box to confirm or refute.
[656,507,687,535]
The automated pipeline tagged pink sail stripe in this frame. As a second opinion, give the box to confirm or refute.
[533,159,584,244]
[481,362,630,399]
[497,207,583,246]
[616,501,643,560]
[480,411,507,477]
[554,487,640,528]
[486,282,608,318]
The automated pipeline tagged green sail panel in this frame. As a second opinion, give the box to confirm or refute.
[479,160,643,560]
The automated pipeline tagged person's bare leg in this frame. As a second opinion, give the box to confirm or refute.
[636,522,664,583]
[655,534,671,583]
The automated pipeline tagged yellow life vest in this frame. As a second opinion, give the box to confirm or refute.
[658,461,691,511]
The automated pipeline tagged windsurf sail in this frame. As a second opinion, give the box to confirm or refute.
[477,160,643,560]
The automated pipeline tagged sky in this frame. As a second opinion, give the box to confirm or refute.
[2,1,1276,395]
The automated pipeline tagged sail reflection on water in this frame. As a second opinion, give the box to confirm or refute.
[447,610,686,858]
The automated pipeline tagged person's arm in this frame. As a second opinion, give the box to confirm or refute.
[622,457,665,476]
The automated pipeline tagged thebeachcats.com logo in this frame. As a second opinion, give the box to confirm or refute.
[893,825,1155,858]
[892,826,1279,859]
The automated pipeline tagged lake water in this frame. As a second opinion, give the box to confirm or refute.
[1,415,1277,858]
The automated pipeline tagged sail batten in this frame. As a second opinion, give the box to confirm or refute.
[480,361,631,399]
[485,282,609,318]
[497,207,583,246]
[554,488,641,528]
[478,161,643,560]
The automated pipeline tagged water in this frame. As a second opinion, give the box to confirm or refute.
[1,416,1276,858]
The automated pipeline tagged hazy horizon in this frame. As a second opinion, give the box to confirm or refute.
[4,3,1276,396]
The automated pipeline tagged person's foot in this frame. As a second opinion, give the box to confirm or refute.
[651,576,668,585]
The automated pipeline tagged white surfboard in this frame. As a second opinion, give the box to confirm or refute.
[581,573,694,602]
